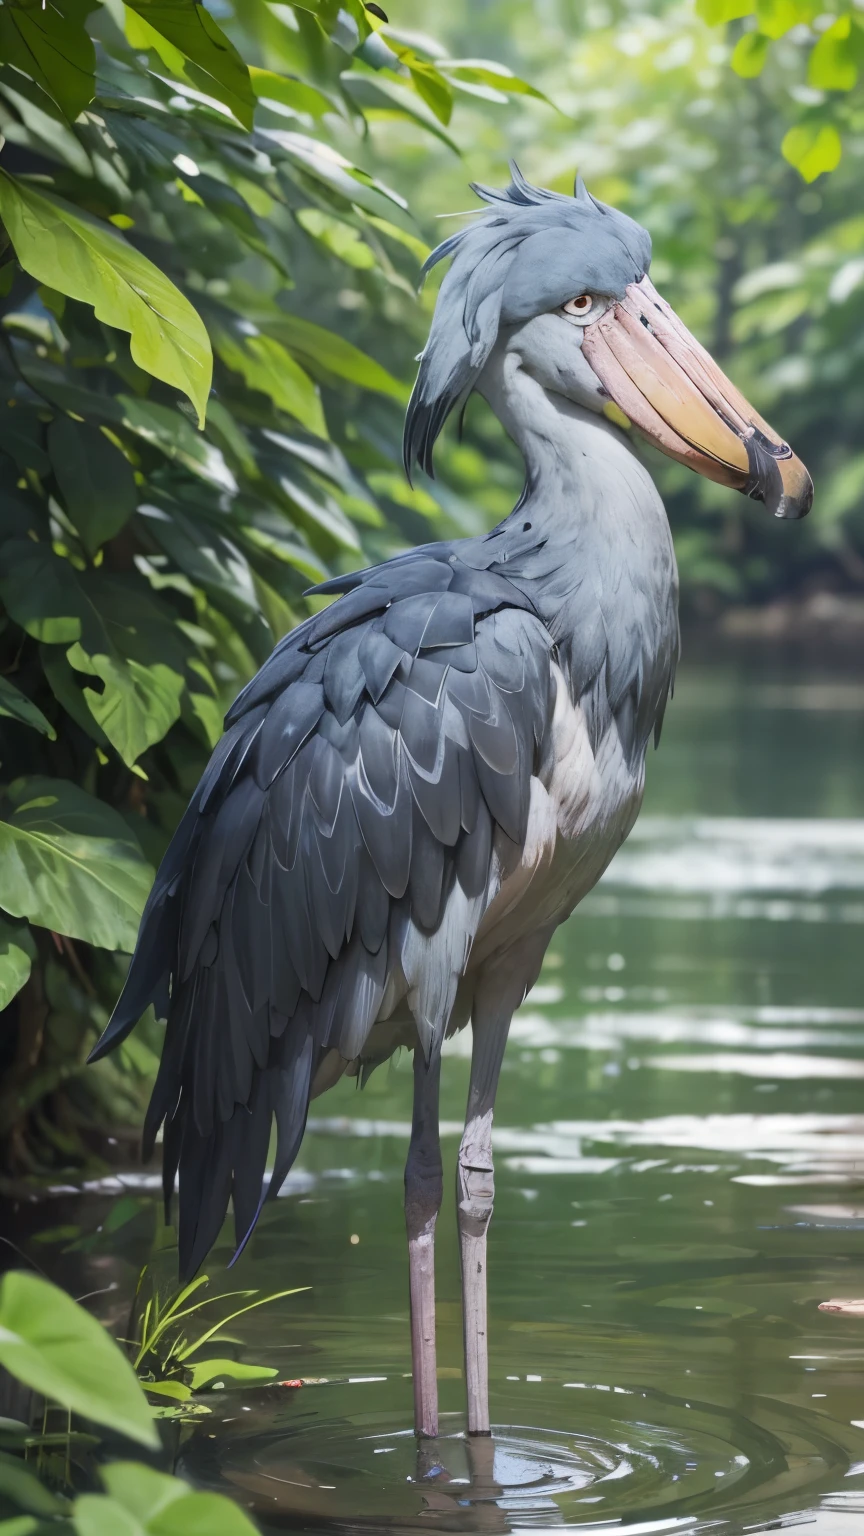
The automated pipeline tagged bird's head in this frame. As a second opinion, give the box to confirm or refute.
[405,165,812,522]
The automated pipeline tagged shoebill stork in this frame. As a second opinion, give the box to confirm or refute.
[90,167,812,1439]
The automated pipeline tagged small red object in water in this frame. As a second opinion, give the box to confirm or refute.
[279,1379,304,1388]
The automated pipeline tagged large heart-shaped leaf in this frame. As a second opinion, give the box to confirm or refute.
[0,174,212,424]
[0,545,187,765]
[0,1272,158,1449]
[66,643,184,767]
[0,777,153,952]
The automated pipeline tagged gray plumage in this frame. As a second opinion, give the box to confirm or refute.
[90,167,679,1287]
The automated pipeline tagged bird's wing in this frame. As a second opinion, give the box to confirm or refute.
[90,547,555,1278]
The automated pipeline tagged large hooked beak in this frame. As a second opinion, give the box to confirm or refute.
[581,275,813,520]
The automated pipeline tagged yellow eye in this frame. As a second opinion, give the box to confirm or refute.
[563,294,593,316]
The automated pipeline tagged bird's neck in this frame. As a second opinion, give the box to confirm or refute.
[474,347,679,727]
[478,349,662,528]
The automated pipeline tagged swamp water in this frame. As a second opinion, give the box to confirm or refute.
[30,642,864,1533]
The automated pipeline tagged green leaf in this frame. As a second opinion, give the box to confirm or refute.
[755,0,799,39]
[124,0,256,130]
[781,121,843,181]
[440,58,556,108]
[731,31,769,76]
[695,0,754,21]
[270,313,407,400]
[0,1273,158,1449]
[0,541,187,763]
[405,62,453,125]
[249,66,334,118]
[339,72,459,152]
[262,461,361,551]
[264,129,408,219]
[187,1358,277,1390]
[48,419,138,556]
[188,689,222,749]
[0,1518,42,1535]
[117,399,235,492]
[295,208,377,268]
[0,403,50,476]
[137,502,257,607]
[0,65,93,176]
[213,326,327,436]
[74,1462,260,1536]
[0,541,86,646]
[0,777,153,951]
[0,0,95,122]
[808,15,860,92]
[0,1450,62,1516]
[0,678,55,739]
[365,214,429,262]
[0,915,36,1012]
[66,642,184,768]
[142,1380,192,1401]
[40,646,109,748]
[0,173,212,425]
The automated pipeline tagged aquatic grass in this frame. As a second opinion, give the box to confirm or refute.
[128,1270,308,1402]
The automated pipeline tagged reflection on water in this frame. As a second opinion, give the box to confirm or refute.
[33,645,864,1532]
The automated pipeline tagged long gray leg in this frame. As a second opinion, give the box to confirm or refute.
[457,936,551,1435]
[405,1046,443,1438]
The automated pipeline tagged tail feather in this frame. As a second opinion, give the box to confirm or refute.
[177,1112,234,1283]
[87,886,179,1063]
[158,1026,317,1282]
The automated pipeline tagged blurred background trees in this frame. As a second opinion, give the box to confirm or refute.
[0,0,861,1172]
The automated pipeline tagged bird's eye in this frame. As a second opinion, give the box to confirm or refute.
[563,294,593,317]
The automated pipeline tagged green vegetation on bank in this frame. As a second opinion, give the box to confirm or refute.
[0,1268,263,1532]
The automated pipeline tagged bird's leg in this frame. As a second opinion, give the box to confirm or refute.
[458,939,552,1436]
[457,1015,507,1437]
[405,1045,443,1438]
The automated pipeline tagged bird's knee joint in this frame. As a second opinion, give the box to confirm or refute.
[457,1156,495,1233]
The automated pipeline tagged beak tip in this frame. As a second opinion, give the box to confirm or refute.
[772,473,814,522]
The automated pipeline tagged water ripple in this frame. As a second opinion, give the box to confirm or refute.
[181,1380,861,1533]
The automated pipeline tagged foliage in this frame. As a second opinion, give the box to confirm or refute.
[0,1270,157,1448]
[0,0,540,1165]
[696,0,864,177]
[0,1270,259,1532]
[129,1273,305,1403]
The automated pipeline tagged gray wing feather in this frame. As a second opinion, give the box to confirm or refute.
[89,542,555,1280]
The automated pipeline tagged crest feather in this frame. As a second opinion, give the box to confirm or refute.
[403,166,650,481]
